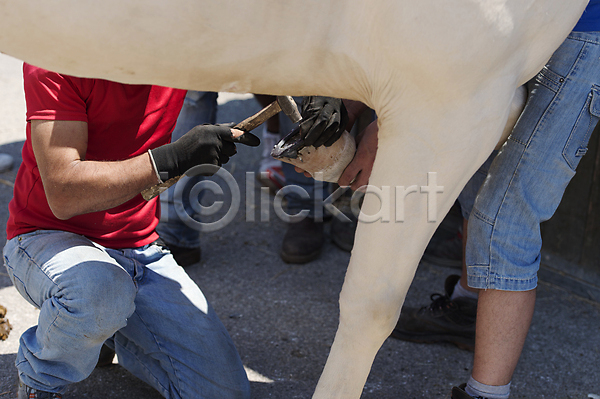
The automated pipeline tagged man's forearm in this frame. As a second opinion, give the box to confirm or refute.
[30,119,160,220]
[44,153,159,220]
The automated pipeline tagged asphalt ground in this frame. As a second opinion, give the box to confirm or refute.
[1,53,599,398]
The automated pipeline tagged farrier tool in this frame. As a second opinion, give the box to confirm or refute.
[141,95,301,201]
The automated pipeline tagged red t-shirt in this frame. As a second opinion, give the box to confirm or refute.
[6,64,186,248]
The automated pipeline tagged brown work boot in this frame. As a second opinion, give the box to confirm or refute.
[280,218,324,264]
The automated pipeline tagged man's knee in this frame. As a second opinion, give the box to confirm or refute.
[64,263,136,337]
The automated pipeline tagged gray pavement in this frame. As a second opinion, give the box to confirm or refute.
[0,53,599,398]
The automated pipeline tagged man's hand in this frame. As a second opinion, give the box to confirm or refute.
[150,124,259,181]
[299,96,349,147]
[293,119,378,190]
[338,120,378,191]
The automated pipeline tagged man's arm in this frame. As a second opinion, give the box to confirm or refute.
[31,119,259,220]
[31,119,159,220]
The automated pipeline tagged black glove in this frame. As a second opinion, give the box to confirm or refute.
[299,96,349,147]
[150,124,259,180]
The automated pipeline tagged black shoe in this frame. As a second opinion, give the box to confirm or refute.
[280,218,324,264]
[96,344,116,367]
[155,238,201,267]
[452,384,476,399]
[169,244,202,267]
[390,275,477,351]
[18,378,62,399]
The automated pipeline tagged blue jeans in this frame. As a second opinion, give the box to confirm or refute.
[464,31,600,291]
[156,91,218,248]
[457,152,497,221]
[3,230,250,398]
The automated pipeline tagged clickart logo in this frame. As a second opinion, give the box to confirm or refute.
[159,165,444,232]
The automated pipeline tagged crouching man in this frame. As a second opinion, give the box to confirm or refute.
[3,64,258,399]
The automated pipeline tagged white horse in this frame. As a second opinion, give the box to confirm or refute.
[0,1,588,397]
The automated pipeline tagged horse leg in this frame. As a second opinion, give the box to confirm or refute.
[312,87,515,398]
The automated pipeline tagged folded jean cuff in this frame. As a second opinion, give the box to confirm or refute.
[466,269,537,291]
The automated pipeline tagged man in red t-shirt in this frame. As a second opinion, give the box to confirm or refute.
[3,64,258,399]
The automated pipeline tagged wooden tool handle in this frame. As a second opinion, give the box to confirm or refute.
[141,175,182,201]
[140,100,282,201]
[234,100,281,131]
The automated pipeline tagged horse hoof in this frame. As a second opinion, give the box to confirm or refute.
[271,129,356,183]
